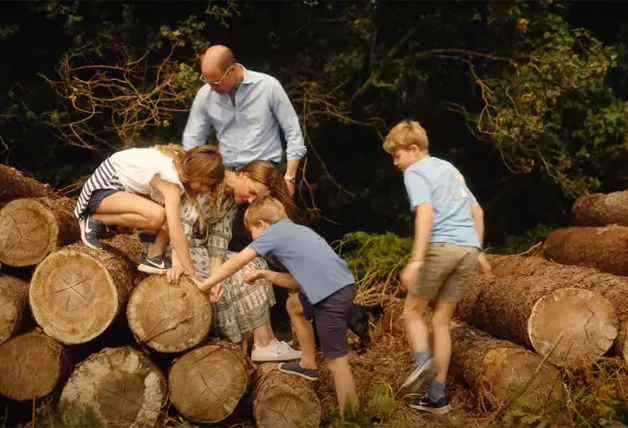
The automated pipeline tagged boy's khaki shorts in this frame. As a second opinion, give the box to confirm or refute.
[409,243,480,303]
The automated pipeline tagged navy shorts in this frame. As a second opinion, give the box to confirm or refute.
[299,284,356,359]
[85,189,120,215]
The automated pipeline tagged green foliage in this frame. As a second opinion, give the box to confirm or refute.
[327,387,397,427]
[490,224,552,255]
[334,231,411,300]
[42,402,103,428]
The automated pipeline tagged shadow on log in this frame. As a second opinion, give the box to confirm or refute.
[29,234,143,344]
[0,274,29,345]
[252,362,321,428]
[0,197,79,267]
[0,330,72,400]
[127,275,212,353]
[458,274,618,368]
[450,327,565,411]
[0,164,58,207]
[60,346,167,427]
[168,340,250,423]
[487,253,628,363]
[571,191,628,227]
[543,226,628,276]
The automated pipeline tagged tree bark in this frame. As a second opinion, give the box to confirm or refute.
[487,253,628,364]
[0,330,72,401]
[571,191,628,227]
[127,275,212,353]
[0,274,29,345]
[0,164,58,207]
[29,234,143,344]
[450,327,564,411]
[458,274,618,368]
[543,226,628,276]
[0,197,80,266]
[252,362,321,428]
[168,340,251,423]
[60,346,167,427]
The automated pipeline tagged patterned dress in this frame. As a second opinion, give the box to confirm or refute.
[176,185,276,343]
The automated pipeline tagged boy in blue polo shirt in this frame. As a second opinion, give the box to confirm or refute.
[193,195,357,417]
[383,120,491,414]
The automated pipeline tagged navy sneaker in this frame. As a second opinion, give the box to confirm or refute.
[138,253,172,274]
[278,362,319,381]
[399,358,434,397]
[79,215,106,250]
[405,393,451,415]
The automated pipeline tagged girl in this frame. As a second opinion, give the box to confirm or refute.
[73,144,224,276]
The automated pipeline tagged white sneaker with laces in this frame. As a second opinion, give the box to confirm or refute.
[251,339,302,362]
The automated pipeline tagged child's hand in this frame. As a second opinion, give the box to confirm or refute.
[400,260,423,291]
[191,277,207,291]
[243,270,267,285]
[208,282,224,303]
[477,252,493,277]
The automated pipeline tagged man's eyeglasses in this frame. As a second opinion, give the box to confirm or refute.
[200,66,232,86]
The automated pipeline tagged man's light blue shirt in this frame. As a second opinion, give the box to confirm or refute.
[403,156,481,249]
[182,64,307,169]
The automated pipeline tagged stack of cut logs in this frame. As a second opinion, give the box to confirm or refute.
[0,164,321,428]
[2,162,628,425]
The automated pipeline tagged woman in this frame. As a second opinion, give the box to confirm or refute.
[167,160,301,362]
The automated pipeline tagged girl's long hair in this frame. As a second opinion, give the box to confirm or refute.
[152,143,225,235]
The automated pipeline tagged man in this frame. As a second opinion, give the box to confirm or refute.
[182,45,306,197]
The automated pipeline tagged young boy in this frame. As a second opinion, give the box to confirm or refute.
[384,120,491,414]
[193,195,358,417]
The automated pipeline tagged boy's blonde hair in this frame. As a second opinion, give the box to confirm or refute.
[383,120,429,154]
[244,195,288,230]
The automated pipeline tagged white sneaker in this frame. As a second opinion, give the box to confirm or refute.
[251,339,302,362]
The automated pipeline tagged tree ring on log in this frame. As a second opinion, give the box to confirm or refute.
[528,287,618,367]
[168,342,249,423]
[30,250,122,344]
[60,346,166,427]
[127,275,211,353]
[0,199,59,266]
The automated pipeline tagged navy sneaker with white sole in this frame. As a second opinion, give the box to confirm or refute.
[399,358,435,397]
[404,393,452,415]
[138,253,172,274]
[79,215,106,250]
[278,362,319,381]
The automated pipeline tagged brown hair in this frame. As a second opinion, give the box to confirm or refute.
[383,120,429,154]
[240,160,299,222]
[244,195,288,230]
[152,143,225,235]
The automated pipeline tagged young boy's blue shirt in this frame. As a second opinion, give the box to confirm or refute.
[247,219,355,304]
[403,157,481,249]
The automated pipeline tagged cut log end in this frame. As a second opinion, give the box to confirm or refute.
[0,331,70,401]
[450,327,564,410]
[253,363,321,428]
[60,346,166,427]
[168,341,249,423]
[30,250,123,344]
[0,199,60,266]
[127,275,212,353]
[0,275,29,345]
[528,288,618,367]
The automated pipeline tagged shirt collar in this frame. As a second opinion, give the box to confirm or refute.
[237,63,257,85]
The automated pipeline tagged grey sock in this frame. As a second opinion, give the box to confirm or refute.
[427,380,446,401]
[413,349,431,368]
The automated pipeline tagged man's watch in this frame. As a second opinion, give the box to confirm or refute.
[284,175,296,184]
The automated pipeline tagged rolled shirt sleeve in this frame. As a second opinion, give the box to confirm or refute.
[270,79,306,161]
[182,86,212,151]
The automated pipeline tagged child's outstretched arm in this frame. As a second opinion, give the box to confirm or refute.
[194,248,259,294]
[151,175,196,277]
[243,270,299,289]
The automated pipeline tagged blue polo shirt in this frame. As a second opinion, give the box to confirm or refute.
[247,219,355,304]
